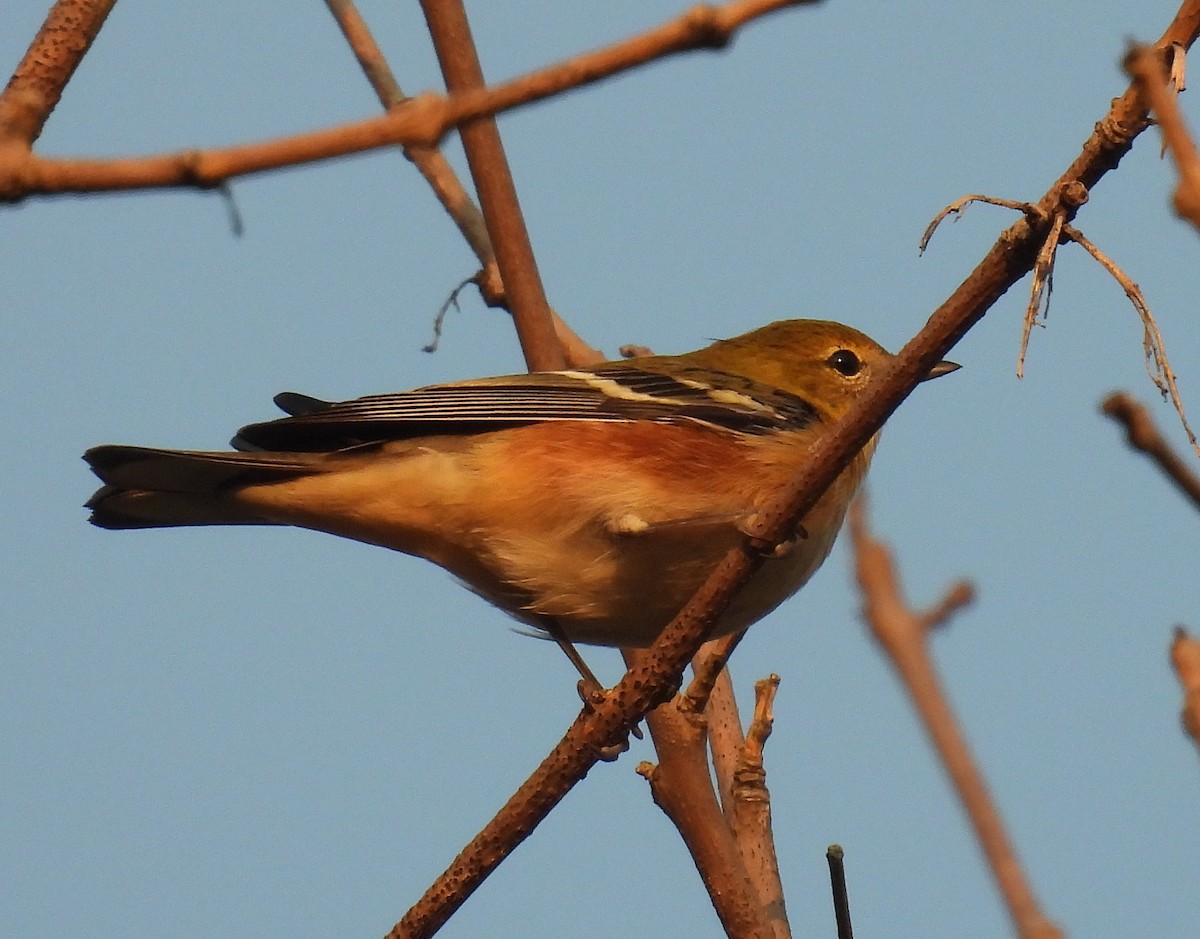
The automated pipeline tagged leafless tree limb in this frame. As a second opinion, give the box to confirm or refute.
[0,0,116,146]
[849,498,1060,939]
[1101,391,1200,511]
[419,0,563,371]
[324,0,601,365]
[1126,43,1200,231]
[1171,626,1200,754]
[0,0,815,202]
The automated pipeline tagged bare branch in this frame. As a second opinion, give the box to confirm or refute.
[633,664,777,939]
[1126,43,1200,231]
[324,0,495,277]
[0,0,814,203]
[0,0,116,146]
[1171,626,1200,754]
[705,663,747,828]
[849,498,1061,939]
[729,675,788,937]
[420,0,563,371]
[1101,391,1200,510]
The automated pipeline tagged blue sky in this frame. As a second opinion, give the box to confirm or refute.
[4,2,1199,937]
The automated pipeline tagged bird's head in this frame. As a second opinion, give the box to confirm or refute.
[690,319,958,420]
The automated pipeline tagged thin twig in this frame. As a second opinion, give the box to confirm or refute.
[1068,233,1200,458]
[1101,391,1200,510]
[323,1,493,281]
[849,498,1060,939]
[1016,206,1064,378]
[826,845,853,939]
[1126,43,1200,230]
[1170,626,1200,754]
[420,0,564,372]
[323,0,604,365]
[682,630,747,713]
[729,676,788,937]
[919,193,1033,254]
[923,173,1200,454]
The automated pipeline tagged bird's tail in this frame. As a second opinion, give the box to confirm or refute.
[84,445,318,530]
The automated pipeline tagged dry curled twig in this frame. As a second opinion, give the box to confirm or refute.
[918,193,1033,253]
[1073,234,1200,458]
[923,184,1200,456]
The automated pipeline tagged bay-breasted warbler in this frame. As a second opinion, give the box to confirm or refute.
[85,319,956,649]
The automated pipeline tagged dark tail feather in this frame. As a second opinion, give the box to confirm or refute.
[83,445,318,530]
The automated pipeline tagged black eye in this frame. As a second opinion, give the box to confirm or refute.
[827,349,862,377]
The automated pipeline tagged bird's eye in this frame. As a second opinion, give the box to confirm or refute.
[827,349,862,377]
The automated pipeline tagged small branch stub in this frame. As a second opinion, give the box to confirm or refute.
[826,845,853,939]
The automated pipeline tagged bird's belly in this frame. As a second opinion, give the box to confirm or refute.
[478,516,841,648]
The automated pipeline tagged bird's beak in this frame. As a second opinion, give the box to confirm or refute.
[922,360,961,381]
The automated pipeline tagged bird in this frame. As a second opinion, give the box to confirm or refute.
[84,319,957,660]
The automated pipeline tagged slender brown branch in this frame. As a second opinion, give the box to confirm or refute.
[323,0,602,366]
[324,0,494,273]
[1171,626,1200,753]
[849,499,1060,939]
[826,845,853,939]
[1101,391,1200,511]
[390,5,1200,933]
[705,663,747,827]
[0,0,812,203]
[636,692,775,939]
[1126,43,1200,230]
[683,631,747,713]
[324,0,407,105]
[729,676,788,937]
[420,0,564,372]
[0,0,117,146]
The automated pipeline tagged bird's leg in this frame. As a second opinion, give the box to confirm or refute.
[540,617,606,703]
[540,617,643,753]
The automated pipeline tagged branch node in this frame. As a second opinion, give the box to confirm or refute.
[682,5,730,49]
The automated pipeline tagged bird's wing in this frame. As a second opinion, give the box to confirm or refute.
[234,364,819,452]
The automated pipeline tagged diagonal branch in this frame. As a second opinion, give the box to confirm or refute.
[0,0,117,147]
[420,0,563,372]
[324,0,494,279]
[1101,391,1200,511]
[323,0,602,366]
[1171,626,1200,754]
[849,499,1059,939]
[1126,43,1200,231]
